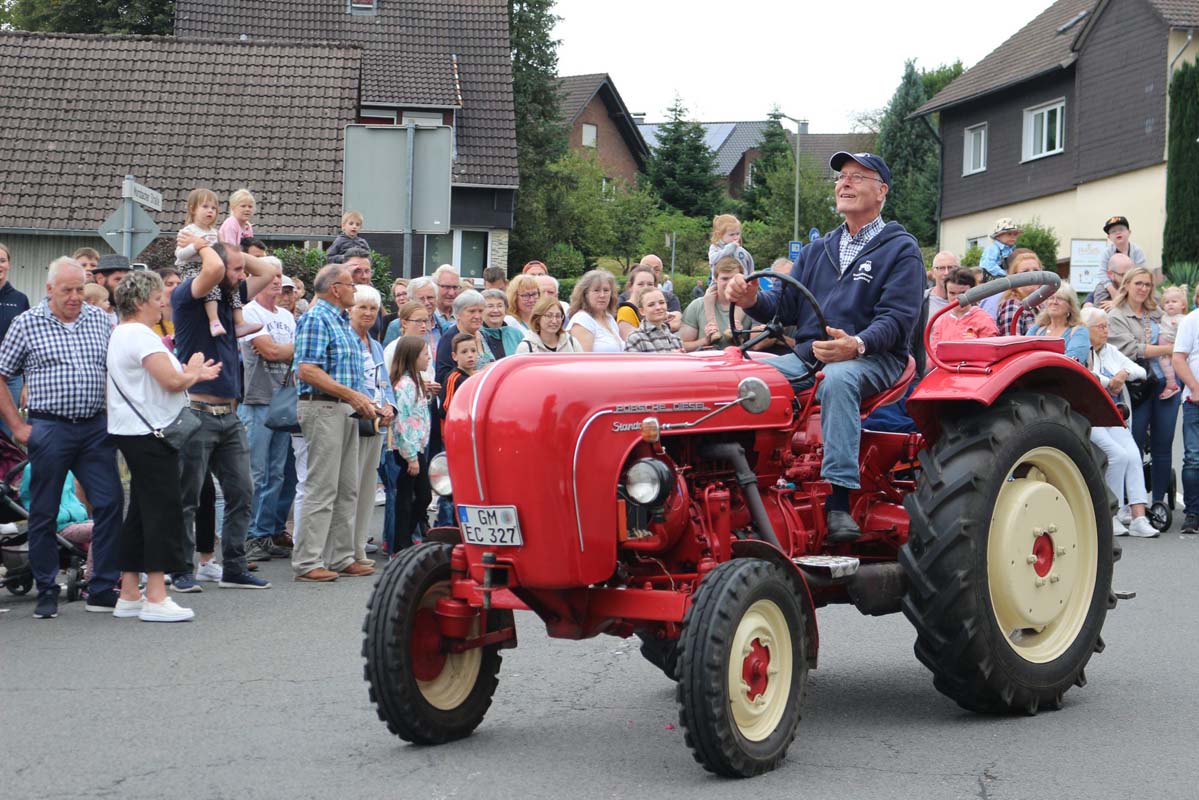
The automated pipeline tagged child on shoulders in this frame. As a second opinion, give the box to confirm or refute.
[176,187,259,338]
[327,210,371,264]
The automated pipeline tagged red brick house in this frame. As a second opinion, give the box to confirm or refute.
[556,73,650,185]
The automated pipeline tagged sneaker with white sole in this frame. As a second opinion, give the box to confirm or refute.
[113,595,144,618]
[1128,516,1159,538]
[139,597,195,622]
[196,560,223,582]
[1112,516,1128,536]
[1117,505,1133,526]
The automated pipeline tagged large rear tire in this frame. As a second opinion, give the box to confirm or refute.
[901,392,1114,714]
[362,543,505,743]
[677,558,807,777]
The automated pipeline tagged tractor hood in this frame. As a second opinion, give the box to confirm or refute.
[442,349,794,587]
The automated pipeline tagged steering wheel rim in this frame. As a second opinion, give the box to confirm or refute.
[733,269,832,356]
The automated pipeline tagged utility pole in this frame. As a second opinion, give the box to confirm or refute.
[778,113,808,243]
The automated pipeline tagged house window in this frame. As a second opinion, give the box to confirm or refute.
[581,123,597,148]
[1023,99,1065,161]
[963,123,987,175]
[402,111,443,126]
[423,230,491,279]
[348,0,377,15]
[966,236,989,252]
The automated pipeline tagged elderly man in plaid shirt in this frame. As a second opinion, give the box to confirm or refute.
[291,263,388,582]
[0,256,124,619]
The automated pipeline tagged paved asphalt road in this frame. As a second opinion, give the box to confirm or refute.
[3,502,1197,800]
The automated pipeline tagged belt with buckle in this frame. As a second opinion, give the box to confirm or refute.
[190,400,236,416]
[27,410,100,424]
[298,392,341,403]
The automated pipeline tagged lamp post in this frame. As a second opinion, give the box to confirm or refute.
[777,112,808,243]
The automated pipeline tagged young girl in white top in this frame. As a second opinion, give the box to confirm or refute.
[566,269,623,352]
[175,187,257,338]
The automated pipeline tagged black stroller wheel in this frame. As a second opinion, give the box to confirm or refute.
[65,560,82,603]
[7,574,32,595]
[1148,501,1171,532]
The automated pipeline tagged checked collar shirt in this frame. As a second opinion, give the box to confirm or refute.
[625,318,683,353]
[836,215,885,274]
[0,300,110,419]
[293,298,365,397]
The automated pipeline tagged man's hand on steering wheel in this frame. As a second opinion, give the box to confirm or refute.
[812,327,860,363]
[726,273,758,308]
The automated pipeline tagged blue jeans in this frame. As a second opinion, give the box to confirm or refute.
[766,352,905,489]
[177,410,253,577]
[237,403,292,540]
[1130,389,1181,503]
[25,415,123,594]
[0,375,22,439]
[1181,401,1199,516]
[379,448,402,547]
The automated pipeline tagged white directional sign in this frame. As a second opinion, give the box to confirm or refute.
[121,176,163,212]
[99,202,160,259]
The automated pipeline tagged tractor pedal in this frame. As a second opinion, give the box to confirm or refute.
[793,554,860,581]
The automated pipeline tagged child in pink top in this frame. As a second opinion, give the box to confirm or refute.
[930,268,998,350]
[219,187,256,248]
[1158,284,1187,399]
[175,187,259,338]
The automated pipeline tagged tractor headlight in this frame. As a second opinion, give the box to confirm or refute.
[428,452,453,496]
[623,458,673,507]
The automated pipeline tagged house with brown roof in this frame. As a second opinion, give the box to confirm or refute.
[556,73,649,185]
[916,0,1199,276]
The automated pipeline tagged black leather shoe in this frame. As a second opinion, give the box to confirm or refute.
[826,510,861,543]
[1182,514,1199,535]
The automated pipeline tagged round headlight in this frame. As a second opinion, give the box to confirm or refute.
[623,458,673,507]
[428,452,453,497]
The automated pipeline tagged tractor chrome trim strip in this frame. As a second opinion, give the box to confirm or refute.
[469,364,500,502]
[572,409,616,553]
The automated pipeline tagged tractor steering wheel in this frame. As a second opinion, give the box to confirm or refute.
[732,270,832,356]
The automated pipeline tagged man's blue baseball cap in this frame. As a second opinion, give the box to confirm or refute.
[829,151,892,186]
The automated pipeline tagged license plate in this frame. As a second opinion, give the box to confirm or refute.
[458,505,524,546]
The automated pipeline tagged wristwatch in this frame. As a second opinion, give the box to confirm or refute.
[853,336,866,356]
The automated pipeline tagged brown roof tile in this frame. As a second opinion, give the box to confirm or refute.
[557,73,608,124]
[1148,0,1199,25]
[0,32,360,234]
[175,0,518,187]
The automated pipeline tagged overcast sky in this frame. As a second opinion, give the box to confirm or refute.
[552,0,1055,132]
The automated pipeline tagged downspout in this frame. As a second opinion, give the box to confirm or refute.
[920,114,943,249]
[1169,28,1194,73]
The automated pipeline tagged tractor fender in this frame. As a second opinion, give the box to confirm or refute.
[908,356,1122,445]
[729,539,819,669]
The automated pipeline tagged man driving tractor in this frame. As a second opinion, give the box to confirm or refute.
[727,152,925,543]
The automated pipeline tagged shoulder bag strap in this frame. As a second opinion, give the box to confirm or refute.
[108,374,165,439]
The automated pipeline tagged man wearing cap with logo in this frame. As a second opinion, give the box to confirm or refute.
[728,152,924,543]
[92,254,132,326]
[238,260,297,563]
[1099,215,1151,276]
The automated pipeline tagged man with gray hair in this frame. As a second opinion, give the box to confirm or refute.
[431,264,461,334]
[927,251,959,316]
[343,247,385,340]
[0,256,124,618]
[291,263,379,582]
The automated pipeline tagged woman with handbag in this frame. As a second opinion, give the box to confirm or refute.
[107,270,221,621]
[1081,307,1157,537]
[348,285,396,571]
[1109,266,1180,511]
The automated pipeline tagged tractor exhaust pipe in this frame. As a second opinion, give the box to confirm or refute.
[698,442,783,551]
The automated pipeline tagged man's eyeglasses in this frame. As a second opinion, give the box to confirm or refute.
[830,171,884,186]
[331,281,353,290]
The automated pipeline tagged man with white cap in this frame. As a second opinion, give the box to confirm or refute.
[237,257,296,562]
[728,151,924,543]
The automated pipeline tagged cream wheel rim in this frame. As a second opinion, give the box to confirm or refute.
[414,580,482,710]
[987,446,1098,664]
[727,598,793,742]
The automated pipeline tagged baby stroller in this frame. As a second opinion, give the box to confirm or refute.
[0,431,90,602]
[1142,444,1177,533]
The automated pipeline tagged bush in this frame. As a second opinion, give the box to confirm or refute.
[1015,219,1060,272]
[961,244,983,267]
[1166,262,1199,299]
[546,242,586,279]
[271,245,393,306]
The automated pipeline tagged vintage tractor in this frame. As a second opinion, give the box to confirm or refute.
[362,270,1122,777]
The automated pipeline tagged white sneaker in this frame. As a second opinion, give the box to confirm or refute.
[1117,505,1133,526]
[1128,516,1159,538]
[0,522,19,534]
[1112,516,1128,536]
[113,595,144,618]
[139,597,195,622]
[196,560,223,582]
[375,487,386,506]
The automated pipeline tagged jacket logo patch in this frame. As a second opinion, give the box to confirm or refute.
[853,261,874,282]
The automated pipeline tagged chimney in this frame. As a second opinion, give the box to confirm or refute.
[631,113,646,124]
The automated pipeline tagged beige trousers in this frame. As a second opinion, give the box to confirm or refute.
[292,400,358,575]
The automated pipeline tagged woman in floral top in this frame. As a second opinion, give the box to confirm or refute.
[388,335,432,555]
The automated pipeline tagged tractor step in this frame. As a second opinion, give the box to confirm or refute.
[793,555,860,581]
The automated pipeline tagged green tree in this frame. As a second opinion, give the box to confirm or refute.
[1015,218,1060,273]
[739,153,840,264]
[508,0,569,268]
[541,151,615,264]
[638,211,709,276]
[646,97,722,220]
[1164,60,1199,268]
[741,110,792,223]
[10,0,174,34]
[609,182,660,271]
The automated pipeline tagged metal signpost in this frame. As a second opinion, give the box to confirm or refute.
[98,174,161,260]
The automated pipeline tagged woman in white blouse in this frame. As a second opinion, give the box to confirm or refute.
[566,269,623,352]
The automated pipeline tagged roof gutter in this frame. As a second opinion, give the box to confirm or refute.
[1170,28,1195,73]
[910,58,1077,119]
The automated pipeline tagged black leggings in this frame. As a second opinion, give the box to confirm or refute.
[112,434,189,575]
[391,452,431,554]
[195,470,216,553]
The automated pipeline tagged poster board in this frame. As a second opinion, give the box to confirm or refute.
[1069,239,1108,293]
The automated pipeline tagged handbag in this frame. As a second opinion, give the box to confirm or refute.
[357,361,386,438]
[108,376,201,451]
[265,372,300,433]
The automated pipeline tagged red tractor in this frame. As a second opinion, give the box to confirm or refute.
[363,270,1122,777]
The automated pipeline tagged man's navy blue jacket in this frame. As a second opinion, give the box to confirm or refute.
[748,221,925,369]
